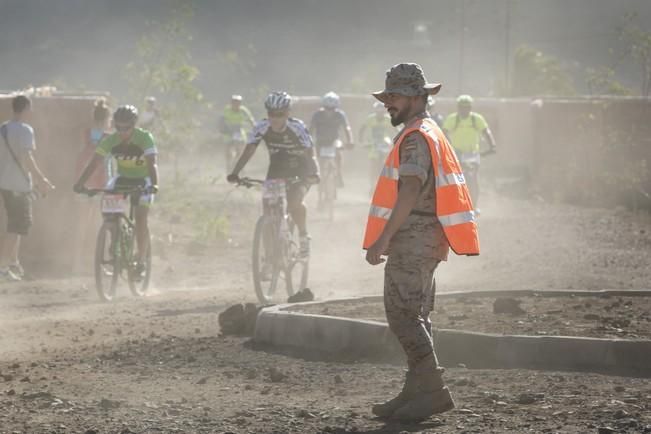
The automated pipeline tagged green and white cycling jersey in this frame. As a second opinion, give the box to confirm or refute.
[96,128,157,179]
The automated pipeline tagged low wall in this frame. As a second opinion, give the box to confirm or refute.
[294,95,651,208]
[0,95,104,275]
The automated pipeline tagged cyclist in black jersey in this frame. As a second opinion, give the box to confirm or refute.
[227,91,320,257]
[310,92,354,187]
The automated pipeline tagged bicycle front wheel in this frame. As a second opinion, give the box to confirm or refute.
[285,219,309,296]
[94,221,120,302]
[252,216,285,304]
[128,231,151,297]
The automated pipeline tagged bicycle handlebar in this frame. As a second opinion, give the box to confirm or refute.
[234,176,305,189]
[235,177,265,188]
[81,186,151,197]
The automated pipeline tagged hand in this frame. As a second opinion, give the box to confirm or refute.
[227,173,240,184]
[73,183,86,194]
[365,235,390,265]
[148,184,159,194]
[36,178,55,196]
[305,174,320,185]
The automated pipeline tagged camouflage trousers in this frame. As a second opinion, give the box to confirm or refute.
[384,253,440,375]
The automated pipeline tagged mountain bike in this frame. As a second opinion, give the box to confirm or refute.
[318,146,338,222]
[365,136,392,196]
[236,177,309,304]
[82,186,152,302]
[457,148,496,213]
[317,140,353,221]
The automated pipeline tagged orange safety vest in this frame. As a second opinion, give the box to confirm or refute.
[363,117,480,256]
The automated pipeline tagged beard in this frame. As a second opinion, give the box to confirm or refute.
[389,106,410,126]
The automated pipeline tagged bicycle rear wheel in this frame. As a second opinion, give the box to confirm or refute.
[128,231,151,297]
[252,215,283,304]
[94,221,120,302]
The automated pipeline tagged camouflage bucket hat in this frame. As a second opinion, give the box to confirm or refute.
[372,63,442,103]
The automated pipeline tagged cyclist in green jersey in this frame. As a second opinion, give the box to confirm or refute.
[219,95,255,172]
[442,95,496,213]
[74,105,159,277]
[359,102,397,191]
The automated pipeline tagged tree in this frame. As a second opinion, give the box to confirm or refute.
[619,13,651,97]
[510,45,575,97]
[585,66,632,96]
[124,0,205,155]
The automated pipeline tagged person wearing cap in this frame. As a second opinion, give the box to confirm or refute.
[139,96,161,131]
[442,95,496,213]
[219,95,255,173]
[310,92,354,188]
[358,101,397,193]
[364,63,479,421]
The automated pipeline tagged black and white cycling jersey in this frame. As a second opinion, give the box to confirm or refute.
[247,117,316,179]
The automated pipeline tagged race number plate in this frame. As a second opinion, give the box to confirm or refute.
[262,179,287,202]
[101,194,129,214]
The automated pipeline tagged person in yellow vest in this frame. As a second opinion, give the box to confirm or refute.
[442,95,496,214]
[364,63,479,422]
[219,95,255,173]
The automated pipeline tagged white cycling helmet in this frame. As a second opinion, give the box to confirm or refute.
[322,91,340,109]
[265,91,292,111]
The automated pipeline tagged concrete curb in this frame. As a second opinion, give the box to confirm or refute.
[254,290,651,376]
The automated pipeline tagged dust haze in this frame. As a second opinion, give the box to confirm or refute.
[1,1,650,433]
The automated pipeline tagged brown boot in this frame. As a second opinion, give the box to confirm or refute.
[390,371,455,422]
[371,371,417,418]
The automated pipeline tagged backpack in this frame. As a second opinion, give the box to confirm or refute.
[452,112,479,131]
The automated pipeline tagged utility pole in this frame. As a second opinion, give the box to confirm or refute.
[504,0,513,95]
[458,0,466,94]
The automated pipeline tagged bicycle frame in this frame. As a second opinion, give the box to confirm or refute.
[90,188,145,265]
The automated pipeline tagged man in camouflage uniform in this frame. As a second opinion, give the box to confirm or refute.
[365,63,454,421]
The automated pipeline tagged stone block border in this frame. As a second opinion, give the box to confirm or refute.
[254,290,651,377]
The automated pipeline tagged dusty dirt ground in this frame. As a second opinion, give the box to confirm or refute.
[1,156,651,433]
[289,294,651,340]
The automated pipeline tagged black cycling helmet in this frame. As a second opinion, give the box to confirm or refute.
[113,105,139,125]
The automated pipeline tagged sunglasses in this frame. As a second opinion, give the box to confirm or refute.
[268,111,288,118]
[115,123,134,132]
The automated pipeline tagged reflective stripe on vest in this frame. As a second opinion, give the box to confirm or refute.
[380,165,400,181]
[363,117,479,256]
[369,205,393,220]
[438,210,475,227]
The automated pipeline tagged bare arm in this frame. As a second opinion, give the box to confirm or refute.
[23,152,54,194]
[344,125,354,145]
[365,176,421,265]
[482,128,497,150]
[230,143,257,177]
[75,153,103,188]
[146,154,159,187]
